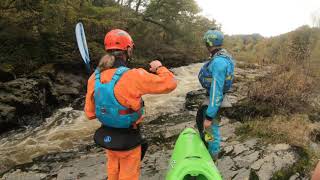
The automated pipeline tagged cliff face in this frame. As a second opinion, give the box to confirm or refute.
[0,62,87,133]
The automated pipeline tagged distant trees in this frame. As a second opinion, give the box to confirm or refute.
[224,25,320,68]
[0,0,217,75]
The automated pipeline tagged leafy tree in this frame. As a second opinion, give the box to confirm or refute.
[0,0,217,76]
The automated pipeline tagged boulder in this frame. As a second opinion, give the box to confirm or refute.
[0,63,86,134]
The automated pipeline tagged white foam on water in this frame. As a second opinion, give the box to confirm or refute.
[0,63,204,165]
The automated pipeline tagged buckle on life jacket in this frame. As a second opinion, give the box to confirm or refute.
[119,108,136,115]
[118,108,143,118]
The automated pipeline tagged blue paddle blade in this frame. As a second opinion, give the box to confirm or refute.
[75,22,91,72]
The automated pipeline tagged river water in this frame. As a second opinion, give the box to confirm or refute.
[0,63,204,167]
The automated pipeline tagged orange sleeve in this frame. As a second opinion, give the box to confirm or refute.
[84,74,96,120]
[134,66,177,95]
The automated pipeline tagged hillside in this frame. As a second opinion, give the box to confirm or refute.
[225,26,320,71]
[0,0,216,80]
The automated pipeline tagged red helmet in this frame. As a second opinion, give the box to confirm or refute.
[104,29,134,51]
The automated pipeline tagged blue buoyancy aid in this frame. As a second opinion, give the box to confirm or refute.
[198,49,235,93]
[94,67,143,128]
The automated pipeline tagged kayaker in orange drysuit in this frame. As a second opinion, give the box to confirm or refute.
[84,29,177,180]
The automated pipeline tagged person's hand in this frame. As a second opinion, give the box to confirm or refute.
[203,119,212,129]
[149,60,162,73]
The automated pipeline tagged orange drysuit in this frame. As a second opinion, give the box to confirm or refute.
[85,66,177,180]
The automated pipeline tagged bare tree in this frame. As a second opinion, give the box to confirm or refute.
[127,0,133,8]
[135,0,141,12]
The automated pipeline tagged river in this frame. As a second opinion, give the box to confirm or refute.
[0,63,204,167]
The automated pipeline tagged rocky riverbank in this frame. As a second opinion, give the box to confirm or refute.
[0,110,306,180]
[1,62,316,180]
[0,62,88,133]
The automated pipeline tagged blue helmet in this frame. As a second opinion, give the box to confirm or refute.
[203,29,224,47]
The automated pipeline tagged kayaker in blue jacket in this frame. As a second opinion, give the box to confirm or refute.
[198,28,235,158]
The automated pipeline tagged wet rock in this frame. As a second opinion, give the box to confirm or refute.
[51,72,84,103]
[234,151,260,168]
[232,168,250,180]
[185,89,207,111]
[243,138,258,149]
[56,153,106,180]
[251,158,265,171]
[273,151,297,170]
[33,152,78,163]
[160,121,195,139]
[255,159,276,180]
[141,149,171,180]
[0,78,47,132]
[0,157,16,175]
[217,156,237,180]
[223,146,234,155]
[1,170,47,180]
[220,116,231,126]
[225,95,239,106]
[251,150,298,180]
[71,96,85,110]
[233,144,249,156]
[220,121,238,141]
[0,66,15,82]
[217,118,299,180]
[0,65,86,133]
[0,103,15,123]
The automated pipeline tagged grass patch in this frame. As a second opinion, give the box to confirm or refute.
[236,114,320,178]
[236,61,260,69]
[236,114,315,147]
[247,66,315,114]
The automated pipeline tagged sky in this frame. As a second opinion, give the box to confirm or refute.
[196,0,320,37]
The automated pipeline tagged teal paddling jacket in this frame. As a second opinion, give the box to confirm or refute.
[205,50,234,120]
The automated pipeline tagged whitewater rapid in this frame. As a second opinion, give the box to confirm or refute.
[0,63,203,166]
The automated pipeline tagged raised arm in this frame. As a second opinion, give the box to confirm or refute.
[133,66,177,95]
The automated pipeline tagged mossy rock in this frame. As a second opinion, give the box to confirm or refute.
[0,64,15,82]
[33,64,56,77]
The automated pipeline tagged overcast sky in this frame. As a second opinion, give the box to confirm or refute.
[196,0,320,37]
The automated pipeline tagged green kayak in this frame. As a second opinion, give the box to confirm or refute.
[166,128,222,180]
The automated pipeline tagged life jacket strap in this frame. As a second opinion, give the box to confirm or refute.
[119,108,143,117]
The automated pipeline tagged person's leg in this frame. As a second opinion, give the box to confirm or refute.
[208,118,221,159]
[196,105,209,147]
[119,145,141,180]
[106,150,120,180]
[312,161,320,180]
